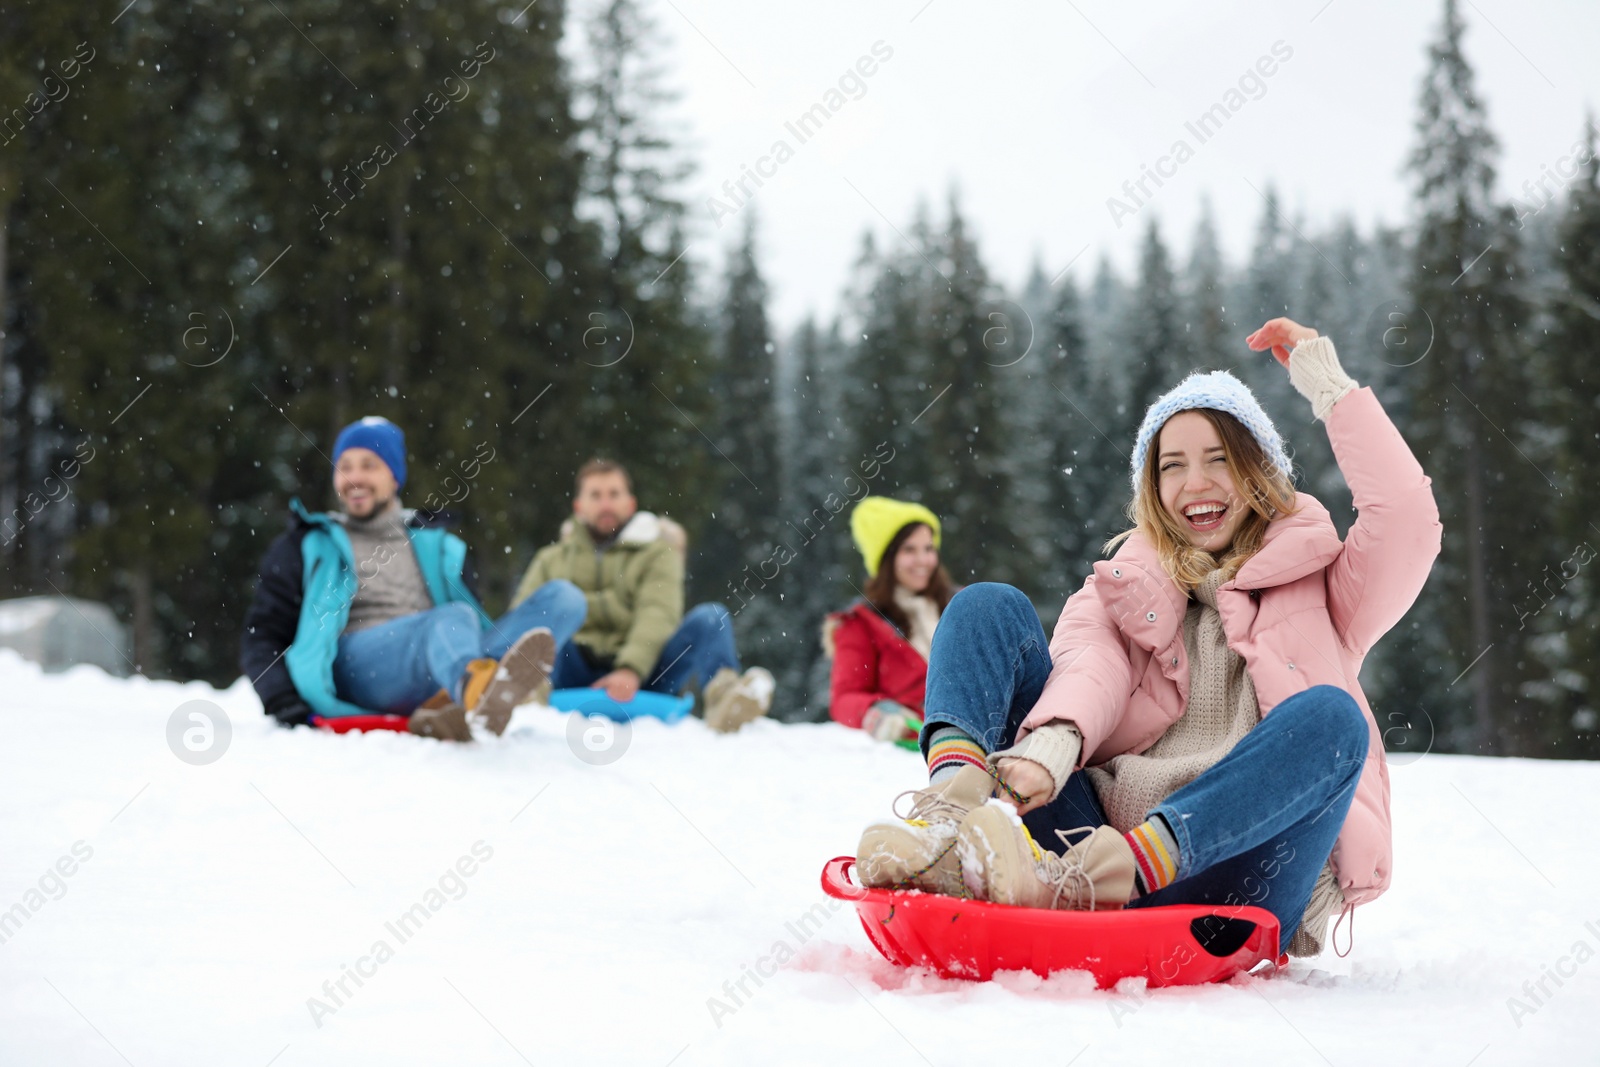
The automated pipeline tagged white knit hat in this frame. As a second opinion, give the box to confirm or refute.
[1129,370,1292,493]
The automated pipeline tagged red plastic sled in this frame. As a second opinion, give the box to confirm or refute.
[821,856,1284,988]
[312,714,410,734]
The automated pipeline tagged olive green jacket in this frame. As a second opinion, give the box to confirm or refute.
[513,511,684,679]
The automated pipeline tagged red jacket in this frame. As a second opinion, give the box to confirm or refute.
[824,602,930,729]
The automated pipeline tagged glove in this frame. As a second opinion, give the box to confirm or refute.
[1287,336,1358,421]
[862,700,920,743]
[989,722,1084,804]
[266,696,314,728]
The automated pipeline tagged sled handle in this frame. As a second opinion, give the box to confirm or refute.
[821,856,872,902]
[1186,906,1281,961]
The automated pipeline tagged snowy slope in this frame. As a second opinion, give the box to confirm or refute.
[0,649,1594,1067]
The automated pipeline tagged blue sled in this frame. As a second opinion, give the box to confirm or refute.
[546,687,695,724]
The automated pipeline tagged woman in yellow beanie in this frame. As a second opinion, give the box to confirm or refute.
[822,496,957,742]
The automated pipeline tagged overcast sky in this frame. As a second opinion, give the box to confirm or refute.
[581,0,1600,331]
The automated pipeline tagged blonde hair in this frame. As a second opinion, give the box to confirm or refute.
[1105,408,1299,591]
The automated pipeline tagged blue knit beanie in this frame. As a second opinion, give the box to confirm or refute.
[333,416,407,488]
[1129,370,1291,494]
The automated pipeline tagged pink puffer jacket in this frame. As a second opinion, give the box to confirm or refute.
[1019,386,1441,906]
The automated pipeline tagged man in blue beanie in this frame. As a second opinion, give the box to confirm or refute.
[239,416,586,740]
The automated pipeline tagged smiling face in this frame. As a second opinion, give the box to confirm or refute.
[891,523,939,594]
[334,447,398,519]
[1156,411,1250,555]
[574,469,637,540]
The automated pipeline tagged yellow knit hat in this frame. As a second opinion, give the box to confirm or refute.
[850,496,941,576]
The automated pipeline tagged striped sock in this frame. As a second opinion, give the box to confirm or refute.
[1125,815,1181,895]
[925,725,986,786]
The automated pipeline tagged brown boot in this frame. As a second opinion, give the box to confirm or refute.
[529,677,553,708]
[700,668,774,735]
[470,628,556,736]
[702,667,774,733]
[415,658,496,725]
[855,765,995,896]
[459,657,498,712]
[957,804,1137,910]
[408,691,472,742]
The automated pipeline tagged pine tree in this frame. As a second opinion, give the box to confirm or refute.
[1536,116,1600,757]
[1070,253,1139,557]
[919,193,1015,585]
[1233,186,1310,451]
[849,217,935,505]
[1406,0,1551,754]
[12,0,251,673]
[1042,270,1110,598]
[1182,199,1236,372]
[702,213,783,682]
[1124,218,1186,418]
[0,5,103,597]
[568,0,710,566]
[777,316,856,720]
[1278,227,1342,499]
[1243,184,1294,324]
[4,0,622,683]
[1002,261,1064,591]
[218,0,606,613]
[4,6,89,605]
[1298,217,1381,519]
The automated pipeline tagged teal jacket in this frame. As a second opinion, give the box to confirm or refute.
[245,498,490,720]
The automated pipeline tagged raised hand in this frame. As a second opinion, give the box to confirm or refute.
[1246,317,1318,368]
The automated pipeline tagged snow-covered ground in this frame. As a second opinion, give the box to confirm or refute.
[0,649,1594,1067]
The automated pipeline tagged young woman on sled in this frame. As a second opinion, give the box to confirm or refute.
[854,317,1441,957]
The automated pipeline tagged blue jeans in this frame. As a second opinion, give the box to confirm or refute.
[922,582,1369,952]
[331,579,587,714]
[549,602,741,695]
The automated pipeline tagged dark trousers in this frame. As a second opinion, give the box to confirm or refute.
[548,602,741,695]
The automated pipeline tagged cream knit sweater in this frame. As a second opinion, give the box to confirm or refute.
[1085,568,1257,830]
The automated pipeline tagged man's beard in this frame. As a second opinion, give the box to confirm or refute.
[344,491,396,521]
[584,514,622,541]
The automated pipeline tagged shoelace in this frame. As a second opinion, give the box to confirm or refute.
[890,787,968,826]
[893,758,1033,822]
[876,765,1046,897]
[880,765,1021,896]
[878,790,970,896]
[1033,825,1102,910]
[892,760,1032,822]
